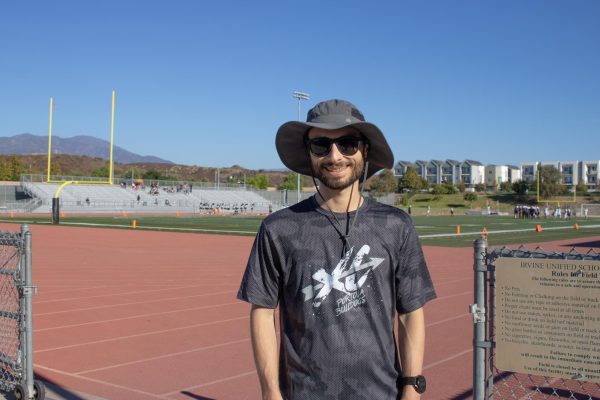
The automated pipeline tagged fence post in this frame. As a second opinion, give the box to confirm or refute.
[20,224,35,398]
[472,237,488,400]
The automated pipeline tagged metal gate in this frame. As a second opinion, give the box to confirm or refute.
[0,225,45,399]
[471,238,600,399]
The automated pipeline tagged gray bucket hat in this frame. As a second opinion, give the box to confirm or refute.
[276,99,394,178]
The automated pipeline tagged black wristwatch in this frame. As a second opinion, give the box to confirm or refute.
[400,375,427,394]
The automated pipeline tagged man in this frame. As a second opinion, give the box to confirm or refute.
[238,99,436,399]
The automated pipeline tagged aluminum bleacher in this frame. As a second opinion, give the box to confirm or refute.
[21,182,275,214]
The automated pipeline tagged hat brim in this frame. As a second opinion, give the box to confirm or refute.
[275,121,394,179]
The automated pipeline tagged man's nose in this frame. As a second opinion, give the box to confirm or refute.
[323,142,344,162]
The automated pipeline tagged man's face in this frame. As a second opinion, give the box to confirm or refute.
[307,127,367,190]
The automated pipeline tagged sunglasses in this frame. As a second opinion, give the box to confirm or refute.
[307,135,364,157]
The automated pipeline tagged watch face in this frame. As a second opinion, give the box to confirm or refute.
[415,375,426,393]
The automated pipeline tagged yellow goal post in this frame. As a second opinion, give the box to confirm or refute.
[46,91,117,190]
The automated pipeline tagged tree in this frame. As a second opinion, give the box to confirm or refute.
[369,169,398,196]
[91,166,110,178]
[576,182,588,193]
[456,181,466,193]
[247,174,269,190]
[499,181,512,192]
[464,192,477,202]
[0,159,10,181]
[397,167,426,191]
[512,180,529,195]
[141,170,174,181]
[474,183,486,192]
[538,166,563,199]
[278,173,308,191]
[7,156,24,181]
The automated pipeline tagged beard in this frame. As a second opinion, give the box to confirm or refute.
[314,157,365,190]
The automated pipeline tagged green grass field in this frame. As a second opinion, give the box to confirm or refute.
[2,213,599,247]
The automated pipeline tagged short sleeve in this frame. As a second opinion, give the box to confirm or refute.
[395,220,436,314]
[237,222,282,308]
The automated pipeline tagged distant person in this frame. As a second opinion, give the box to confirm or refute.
[408,204,412,215]
[85,197,90,206]
[238,99,436,399]
[426,205,431,216]
[584,207,589,219]
[450,207,454,216]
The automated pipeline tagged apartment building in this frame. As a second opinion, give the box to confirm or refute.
[394,159,484,187]
[485,165,509,189]
[520,160,600,190]
[580,160,599,189]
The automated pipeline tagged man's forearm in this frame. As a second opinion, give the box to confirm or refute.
[250,305,282,400]
[398,307,426,399]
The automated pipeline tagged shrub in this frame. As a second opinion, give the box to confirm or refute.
[464,192,477,202]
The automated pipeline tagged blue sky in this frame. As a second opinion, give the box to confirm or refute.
[1,1,599,169]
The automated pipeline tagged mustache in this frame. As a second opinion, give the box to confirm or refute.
[320,160,353,169]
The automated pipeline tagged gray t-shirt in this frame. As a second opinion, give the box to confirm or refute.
[237,197,436,399]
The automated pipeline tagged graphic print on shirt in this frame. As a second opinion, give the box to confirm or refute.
[301,245,384,316]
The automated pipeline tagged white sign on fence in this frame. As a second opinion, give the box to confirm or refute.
[495,258,600,383]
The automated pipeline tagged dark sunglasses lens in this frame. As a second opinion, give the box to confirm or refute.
[309,138,332,156]
[336,137,360,155]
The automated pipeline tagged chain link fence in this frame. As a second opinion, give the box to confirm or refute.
[0,225,44,399]
[472,240,600,400]
[0,230,22,392]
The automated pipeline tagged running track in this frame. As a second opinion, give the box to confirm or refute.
[2,224,597,399]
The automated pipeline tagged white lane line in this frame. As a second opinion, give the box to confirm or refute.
[76,338,251,375]
[36,301,243,332]
[35,284,230,304]
[33,364,169,399]
[427,313,469,328]
[162,371,257,396]
[35,316,249,353]
[431,291,472,302]
[36,290,236,316]
[423,348,472,370]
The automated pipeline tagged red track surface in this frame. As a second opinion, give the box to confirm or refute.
[1,224,597,399]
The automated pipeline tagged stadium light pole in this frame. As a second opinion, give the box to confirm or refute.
[292,91,310,203]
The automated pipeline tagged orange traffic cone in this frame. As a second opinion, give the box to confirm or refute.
[535,225,542,232]
[573,223,579,230]
[456,225,461,235]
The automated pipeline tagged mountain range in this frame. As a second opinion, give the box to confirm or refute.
[0,133,172,164]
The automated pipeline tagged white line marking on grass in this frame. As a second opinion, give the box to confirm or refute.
[61,221,258,234]
[420,224,600,238]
